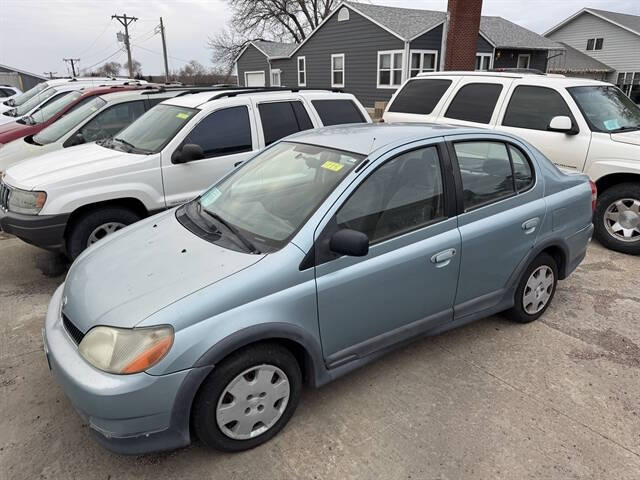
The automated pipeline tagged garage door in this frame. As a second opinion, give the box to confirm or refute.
[245,72,265,87]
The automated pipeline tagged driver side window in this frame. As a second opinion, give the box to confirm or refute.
[336,146,445,244]
[79,101,146,142]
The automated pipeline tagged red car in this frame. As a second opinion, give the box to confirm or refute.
[0,85,150,145]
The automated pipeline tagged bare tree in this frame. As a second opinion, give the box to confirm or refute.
[94,61,121,77]
[122,59,143,77]
[208,0,339,71]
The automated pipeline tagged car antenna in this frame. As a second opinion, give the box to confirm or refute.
[368,136,376,155]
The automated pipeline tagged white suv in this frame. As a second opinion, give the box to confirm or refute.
[383,71,640,254]
[0,88,370,258]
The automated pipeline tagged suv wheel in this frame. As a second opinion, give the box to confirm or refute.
[506,253,558,323]
[594,183,640,255]
[192,343,301,452]
[66,206,141,260]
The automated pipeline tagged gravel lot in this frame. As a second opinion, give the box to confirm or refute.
[1,232,639,480]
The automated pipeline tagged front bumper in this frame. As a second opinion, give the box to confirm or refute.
[0,209,69,251]
[43,285,213,454]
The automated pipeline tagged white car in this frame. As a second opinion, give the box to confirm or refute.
[0,88,371,258]
[383,71,640,255]
[0,88,191,171]
[0,77,146,117]
[0,85,21,100]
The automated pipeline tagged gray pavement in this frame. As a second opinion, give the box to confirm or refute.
[1,233,639,479]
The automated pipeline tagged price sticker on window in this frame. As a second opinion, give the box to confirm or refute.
[321,161,344,172]
[176,112,190,120]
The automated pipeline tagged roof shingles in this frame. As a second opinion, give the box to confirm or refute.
[252,40,297,58]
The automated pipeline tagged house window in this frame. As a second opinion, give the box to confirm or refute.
[297,56,306,87]
[586,38,595,50]
[338,7,350,21]
[271,69,281,87]
[410,50,438,77]
[475,53,492,71]
[517,54,530,69]
[331,54,345,88]
[378,50,404,88]
[595,38,604,50]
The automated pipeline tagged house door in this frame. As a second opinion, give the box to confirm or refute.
[245,71,265,87]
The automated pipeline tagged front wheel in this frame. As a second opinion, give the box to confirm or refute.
[506,253,558,324]
[192,343,302,452]
[593,183,640,255]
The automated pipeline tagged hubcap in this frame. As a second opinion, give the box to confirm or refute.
[604,198,640,243]
[87,222,126,247]
[523,265,554,315]
[216,364,290,440]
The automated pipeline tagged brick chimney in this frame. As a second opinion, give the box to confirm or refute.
[443,0,483,71]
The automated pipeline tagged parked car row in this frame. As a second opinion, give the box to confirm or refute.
[0,81,595,455]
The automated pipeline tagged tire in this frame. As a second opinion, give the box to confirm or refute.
[192,343,302,452]
[593,183,640,255]
[506,253,558,324]
[66,206,141,260]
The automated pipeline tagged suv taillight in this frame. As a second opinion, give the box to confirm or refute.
[589,180,597,212]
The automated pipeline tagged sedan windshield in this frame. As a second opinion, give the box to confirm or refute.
[568,86,640,133]
[27,91,82,125]
[184,141,364,252]
[105,103,197,153]
[7,88,57,117]
[4,82,48,107]
[33,96,107,145]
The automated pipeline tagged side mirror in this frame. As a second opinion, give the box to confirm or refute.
[330,229,369,257]
[67,133,85,147]
[172,143,205,164]
[547,116,577,134]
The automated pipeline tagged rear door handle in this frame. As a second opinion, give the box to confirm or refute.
[522,217,540,234]
[431,248,456,267]
[234,161,244,168]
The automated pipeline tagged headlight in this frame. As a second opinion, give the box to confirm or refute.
[78,325,174,374]
[8,187,47,214]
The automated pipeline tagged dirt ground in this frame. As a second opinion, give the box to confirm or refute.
[1,233,639,480]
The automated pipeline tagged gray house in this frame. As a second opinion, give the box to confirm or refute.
[235,1,562,108]
[0,64,47,91]
[545,8,640,101]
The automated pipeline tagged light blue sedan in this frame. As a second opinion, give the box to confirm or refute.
[43,123,594,454]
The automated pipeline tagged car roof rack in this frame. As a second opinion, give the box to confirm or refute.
[138,85,235,96]
[488,68,545,75]
[203,86,344,103]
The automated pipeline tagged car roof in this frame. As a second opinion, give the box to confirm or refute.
[288,123,486,155]
[98,88,189,102]
[163,89,357,109]
[415,71,610,88]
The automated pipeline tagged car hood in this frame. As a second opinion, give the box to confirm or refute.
[610,131,640,147]
[0,137,48,172]
[0,120,35,143]
[62,209,265,332]
[3,142,145,190]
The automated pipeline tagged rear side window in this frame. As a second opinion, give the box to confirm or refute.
[388,79,452,115]
[444,83,503,124]
[311,99,365,126]
[509,145,534,191]
[502,86,574,131]
[258,101,313,146]
[182,105,252,157]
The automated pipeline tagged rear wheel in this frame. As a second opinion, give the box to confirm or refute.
[192,343,301,452]
[66,206,141,260]
[506,253,558,323]
[594,183,640,255]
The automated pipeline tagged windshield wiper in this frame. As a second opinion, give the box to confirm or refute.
[200,206,261,254]
[113,137,138,152]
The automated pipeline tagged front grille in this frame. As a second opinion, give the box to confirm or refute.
[0,180,10,211]
[62,313,85,345]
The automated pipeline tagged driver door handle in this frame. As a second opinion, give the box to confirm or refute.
[431,248,456,267]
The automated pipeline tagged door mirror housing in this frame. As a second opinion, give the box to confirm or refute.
[548,116,577,134]
[330,229,369,257]
[172,143,205,164]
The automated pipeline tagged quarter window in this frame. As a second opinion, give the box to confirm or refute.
[331,54,345,88]
[502,85,574,132]
[388,79,452,115]
[444,83,503,124]
[181,105,252,158]
[378,51,404,88]
[509,145,534,192]
[336,146,445,243]
[258,101,313,146]
[410,50,438,77]
[455,142,515,210]
[311,99,365,126]
[79,101,146,142]
[297,57,306,86]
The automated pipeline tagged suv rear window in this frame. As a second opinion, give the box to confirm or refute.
[444,83,503,124]
[258,101,313,146]
[388,79,452,115]
[502,85,574,131]
[311,99,365,126]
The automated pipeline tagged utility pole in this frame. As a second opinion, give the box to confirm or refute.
[112,13,138,77]
[63,58,80,77]
[159,17,170,83]
[43,71,57,79]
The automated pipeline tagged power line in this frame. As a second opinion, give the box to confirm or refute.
[76,19,115,57]
[131,44,191,65]
[81,48,125,72]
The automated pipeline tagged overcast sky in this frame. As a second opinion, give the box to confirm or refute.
[1,0,639,77]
